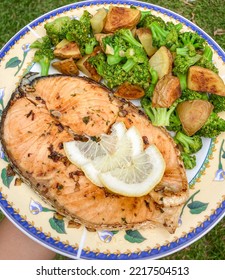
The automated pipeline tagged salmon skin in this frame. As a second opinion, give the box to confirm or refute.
[0,74,188,233]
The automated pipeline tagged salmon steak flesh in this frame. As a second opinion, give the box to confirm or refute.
[0,74,189,233]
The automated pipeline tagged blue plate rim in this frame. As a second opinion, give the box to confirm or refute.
[0,0,225,260]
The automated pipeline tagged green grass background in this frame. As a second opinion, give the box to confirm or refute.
[0,0,225,260]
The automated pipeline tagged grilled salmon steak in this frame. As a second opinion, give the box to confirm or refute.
[1,74,188,233]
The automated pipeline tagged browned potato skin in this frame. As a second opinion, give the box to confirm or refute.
[177,100,214,136]
[114,82,145,100]
[52,58,79,76]
[54,39,82,59]
[188,66,225,96]
[103,6,141,33]
[136,28,157,57]
[152,74,181,108]
[83,60,101,82]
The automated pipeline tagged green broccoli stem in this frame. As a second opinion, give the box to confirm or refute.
[202,45,213,61]
[150,21,168,41]
[188,54,202,65]
[106,45,123,65]
[107,54,123,65]
[177,72,187,90]
[85,44,94,55]
[39,59,51,76]
[146,67,158,97]
[176,47,188,56]
[85,38,98,55]
[149,67,158,84]
[144,105,176,127]
[122,58,136,72]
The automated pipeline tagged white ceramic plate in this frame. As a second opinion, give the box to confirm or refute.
[0,0,225,259]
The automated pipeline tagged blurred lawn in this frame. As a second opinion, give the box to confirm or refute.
[0,0,225,260]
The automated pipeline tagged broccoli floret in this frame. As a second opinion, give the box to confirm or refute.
[122,46,148,72]
[174,131,203,154]
[85,37,99,55]
[173,54,202,90]
[139,10,152,23]
[90,29,150,87]
[88,52,106,76]
[167,21,183,33]
[30,36,54,76]
[176,44,197,57]
[44,12,98,55]
[141,97,179,127]
[44,16,71,45]
[138,13,166,29]
[181,152,196,169]
[116,28,143,48]
[79,10,92,32]
[155,30,205,92]
[196,112,225,137]
[66,11,98,55]
[178,31,205,50]
[173,54,202,74]
[209,94,225,113]
[102,29,146,67]
[149,21,182,51]
[181,88,209,101]
[174,32,206,88]
[88,53,151,89]
[195,45,219,73]
[102,34,128,65]
[166,110,182,132]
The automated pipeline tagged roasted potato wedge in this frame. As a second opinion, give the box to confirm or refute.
[90,8,107,34]
[177,100,213,136]
[103,6,141,33]
[149,46,173,79]
[152,74,181,108]
[187,66,225,96]
[76,53,101,82]
[114,82,145,100]
[52,58,79,76]
[136,28,157,57]
[54,39,82,59]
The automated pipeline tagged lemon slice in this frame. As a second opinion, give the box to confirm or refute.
[63,122,126,168]
[64,122,166,197]
[81,125,144,187]
[99,145,166,197]
[125,126,144,156]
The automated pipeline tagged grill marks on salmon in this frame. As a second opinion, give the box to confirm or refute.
[1,75,188,233]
